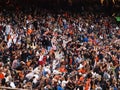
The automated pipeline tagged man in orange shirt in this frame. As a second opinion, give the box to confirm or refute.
[84,78,91,90]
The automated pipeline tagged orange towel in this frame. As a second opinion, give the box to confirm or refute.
[27,29,33,35]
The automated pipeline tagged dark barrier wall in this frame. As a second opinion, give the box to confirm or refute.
[0,0,120,14]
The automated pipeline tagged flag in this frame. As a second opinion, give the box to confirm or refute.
[115,17,120,22]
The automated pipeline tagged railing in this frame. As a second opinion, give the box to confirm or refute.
[0,86,29,90]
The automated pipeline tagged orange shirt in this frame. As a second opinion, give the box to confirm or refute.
[0,73,4,79]
[54,75,60,80]
[41,48,46,54]
[95,56,99,62]
[7,34,11,40]
[69,58,73,65]
[26,61,31,67]
[19,71,24,78]
[27,29,33,35]
[59,67,66,73]
[44,30,50,35]
[77,76,84,85]
[85,79,91,90]
[49,49,54,55]
[78,68,86,74]
[69,30,74,35]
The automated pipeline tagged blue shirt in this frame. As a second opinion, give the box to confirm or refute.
[57,85,64,90]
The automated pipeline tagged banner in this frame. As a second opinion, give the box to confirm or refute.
[115,17,120,22]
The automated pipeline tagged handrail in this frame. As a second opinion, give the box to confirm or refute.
[0,86,29,90]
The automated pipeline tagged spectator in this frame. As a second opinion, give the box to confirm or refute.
[0,1,119,89]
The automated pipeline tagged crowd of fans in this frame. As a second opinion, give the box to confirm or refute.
[0,3,120,90]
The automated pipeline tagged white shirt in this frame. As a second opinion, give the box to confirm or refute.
[44,66,51,74]
[39,55,43,61]
[53,70,61,75]
[26,72,34,80]
[78,64,83,69]
[33,74,39,84]
[61,80,68,88]
[5,25,11,34]
[10,82,16,88]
